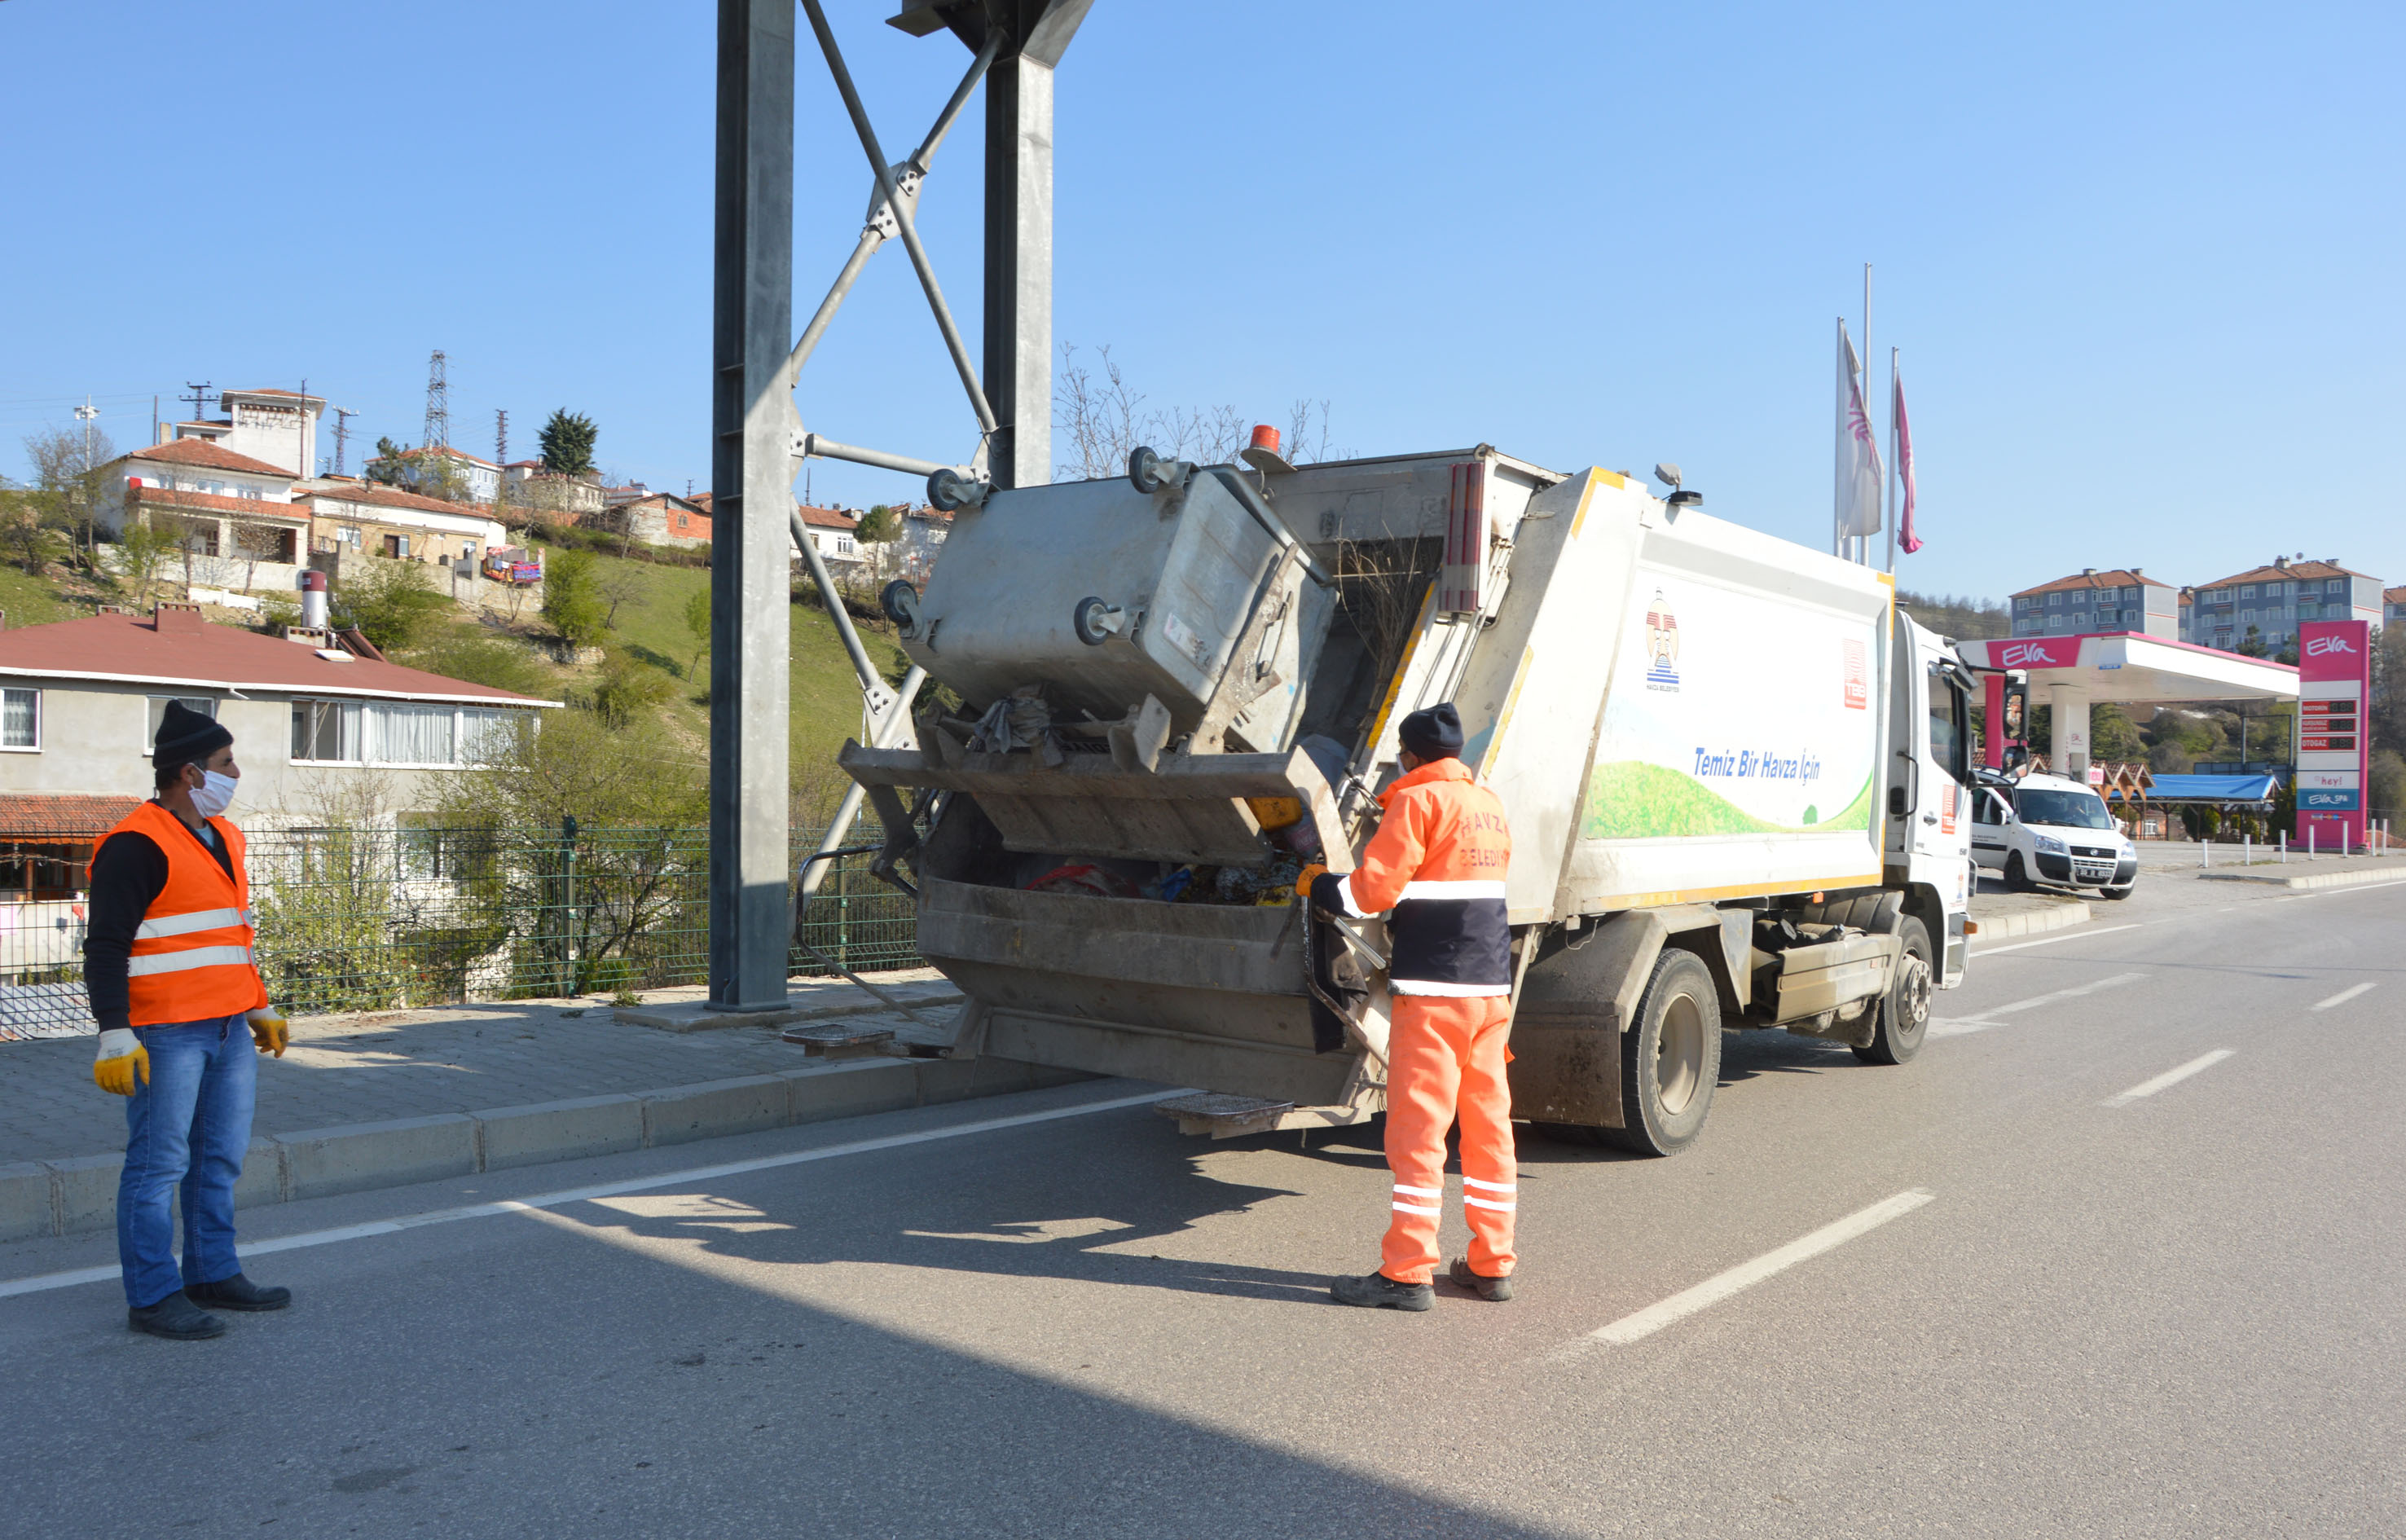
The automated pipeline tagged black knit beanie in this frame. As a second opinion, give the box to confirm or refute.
[1398,702,1465,761]
[153,699,232,772]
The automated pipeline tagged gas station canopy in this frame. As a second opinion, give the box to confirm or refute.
[1957,630,2300,781]
[1956,632,2301,705]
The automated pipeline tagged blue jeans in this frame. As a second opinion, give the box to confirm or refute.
[117,1014,257,1309]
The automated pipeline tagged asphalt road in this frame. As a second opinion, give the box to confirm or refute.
[2,871,2400,1538]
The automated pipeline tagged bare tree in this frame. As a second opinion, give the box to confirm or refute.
[233,521,290,595]
[22,424,119,560]
[1053,343,1344,482]
[596,562,647,629]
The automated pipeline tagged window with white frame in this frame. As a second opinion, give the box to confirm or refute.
[145,696,217,752]
[290,699,527,767]
[0,688,39,750]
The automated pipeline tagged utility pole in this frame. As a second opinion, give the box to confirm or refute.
[179,381,214,430]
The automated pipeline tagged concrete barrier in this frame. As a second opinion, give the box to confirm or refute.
[782,1060,919,1124]
[0,1161,54,1243]
[477,1093,645,1171]
[276,1114,478,1200]
[46,1153,124,1237]
[641,1075,792,1147]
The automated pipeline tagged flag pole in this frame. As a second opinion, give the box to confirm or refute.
[1886,345,1899,573]
[1860,262,1872,565]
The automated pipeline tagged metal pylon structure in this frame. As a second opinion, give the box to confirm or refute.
[708,0,1091,1010]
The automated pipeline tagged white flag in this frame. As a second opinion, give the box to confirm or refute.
[1834,319,1883,539]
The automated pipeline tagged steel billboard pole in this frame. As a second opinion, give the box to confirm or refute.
[708,0,797,1012]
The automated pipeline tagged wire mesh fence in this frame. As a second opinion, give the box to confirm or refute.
[0,821,921,1041]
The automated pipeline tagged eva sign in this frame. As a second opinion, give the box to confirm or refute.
[2296,619,2372,847]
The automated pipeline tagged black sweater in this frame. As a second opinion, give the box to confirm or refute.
[82,808,235,1033]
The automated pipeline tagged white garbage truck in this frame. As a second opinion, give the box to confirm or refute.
[834,444,1977,1153]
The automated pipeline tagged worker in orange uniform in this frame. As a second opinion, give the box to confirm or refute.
[1310,702,1517,1311]
[86,702,292,1340]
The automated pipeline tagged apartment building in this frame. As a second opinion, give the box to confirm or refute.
[2179,558,2383,653]
[2008,568,2179,639]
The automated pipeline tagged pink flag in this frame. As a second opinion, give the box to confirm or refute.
[1892,362,1921,554]
[1834,320,1883,540]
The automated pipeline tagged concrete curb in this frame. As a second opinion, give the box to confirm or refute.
[612,988,966,1034]
[1968,898,2093,940]
[0,1054,1091,1243]
[2195,865,2406,892]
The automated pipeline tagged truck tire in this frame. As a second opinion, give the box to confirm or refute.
[1596,948,1722,1155]
[2004,851,2034,892]
[1851,915,1932,1066]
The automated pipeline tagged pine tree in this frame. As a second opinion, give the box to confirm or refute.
[538,411,599,476]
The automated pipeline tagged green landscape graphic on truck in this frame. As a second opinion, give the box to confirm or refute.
[1580,574,1877,841]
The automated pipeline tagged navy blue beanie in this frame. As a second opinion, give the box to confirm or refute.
[1398,702,1464,761]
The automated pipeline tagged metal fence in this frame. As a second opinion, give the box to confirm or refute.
[0,822,920,1040]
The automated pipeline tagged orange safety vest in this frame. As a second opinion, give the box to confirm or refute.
[91,800,269,1027]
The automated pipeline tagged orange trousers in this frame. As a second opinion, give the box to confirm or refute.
[1380,994,1517,1285]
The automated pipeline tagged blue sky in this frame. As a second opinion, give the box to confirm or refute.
[3,1,2399,601]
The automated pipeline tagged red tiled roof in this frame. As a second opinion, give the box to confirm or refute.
[399,446,499,470]
[2386,587,2406,603]
[130,486,309,521]
[0,612,553,706]
[798,503,858,530]
[689,493,714,513]
[227,387,320,401]
[2193,559,2373,590]
[0,794,143,841]
[126,439,296,477]
[2009,569,2159,599]
[303,483,495,521]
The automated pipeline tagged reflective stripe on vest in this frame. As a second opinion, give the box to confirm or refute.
[134,906,253,940]
[127,944,257,976]
[91,802,267,1027]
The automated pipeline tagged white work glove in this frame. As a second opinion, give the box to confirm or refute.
[94,1027,149,1097]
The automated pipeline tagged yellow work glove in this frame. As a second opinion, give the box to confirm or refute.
[247,1007,289,1058]
[94,1028,149,1097]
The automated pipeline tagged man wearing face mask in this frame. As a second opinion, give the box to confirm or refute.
[84,701,292,1340]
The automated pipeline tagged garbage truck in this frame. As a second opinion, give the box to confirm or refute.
[830,443,1977,1154]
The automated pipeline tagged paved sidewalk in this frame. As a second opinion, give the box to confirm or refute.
[0,970,963,1170]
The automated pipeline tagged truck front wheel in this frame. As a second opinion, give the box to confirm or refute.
[1597,948,1722,1155]
[1852,916,1932,1066]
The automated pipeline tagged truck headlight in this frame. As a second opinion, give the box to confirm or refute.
[2033,834,2068,856]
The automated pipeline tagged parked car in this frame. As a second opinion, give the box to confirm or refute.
[1970,771,2137,899]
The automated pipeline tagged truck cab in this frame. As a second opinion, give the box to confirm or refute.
[1970,772,2137,899]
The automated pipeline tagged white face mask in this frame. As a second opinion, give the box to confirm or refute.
[190,770,238,819]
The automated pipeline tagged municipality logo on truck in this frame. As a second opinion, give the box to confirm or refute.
[1581,578,1876,839]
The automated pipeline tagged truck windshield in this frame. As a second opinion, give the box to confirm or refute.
[2014,789,2115,829]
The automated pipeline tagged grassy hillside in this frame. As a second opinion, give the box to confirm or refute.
[497,543,909,798]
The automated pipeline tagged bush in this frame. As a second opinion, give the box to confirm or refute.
[336,558,449,653]
[591,647,674,727]
[542,547,607,649]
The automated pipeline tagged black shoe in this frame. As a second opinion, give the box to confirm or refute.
[128,1290,227,1340]
[1329,1271,1435,1312]
[187,1274,292,1312]
[1448,1257,1515,1302]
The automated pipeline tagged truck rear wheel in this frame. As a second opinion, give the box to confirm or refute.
[1594,948,1722,1155]
[1851,915,1932,1065]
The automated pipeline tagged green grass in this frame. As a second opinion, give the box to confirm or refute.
[1580,761,1874,839]
[0,565,81,628]
[519,543,909,781]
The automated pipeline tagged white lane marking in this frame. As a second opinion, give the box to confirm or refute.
[0,1087,1185,1300]
[2102,1050,2235,1109]
[1971,923,2142,957]
[2311,982,2377,1011]
[1928,972,2149,1038]
[1589,1190,1935,1345]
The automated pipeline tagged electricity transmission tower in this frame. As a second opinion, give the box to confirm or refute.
[422,350,450,449]
[331,407,358,475]
[179,381,215,428]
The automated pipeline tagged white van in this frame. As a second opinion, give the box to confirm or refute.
[1970,772,2137,899]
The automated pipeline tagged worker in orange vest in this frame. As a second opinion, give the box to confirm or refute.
[86,702,292,1340]
[1310,702,1518,1310]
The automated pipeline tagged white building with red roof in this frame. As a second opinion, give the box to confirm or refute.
[0,602,554,826]
[99,438,314,592]
[163,386,324,477]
